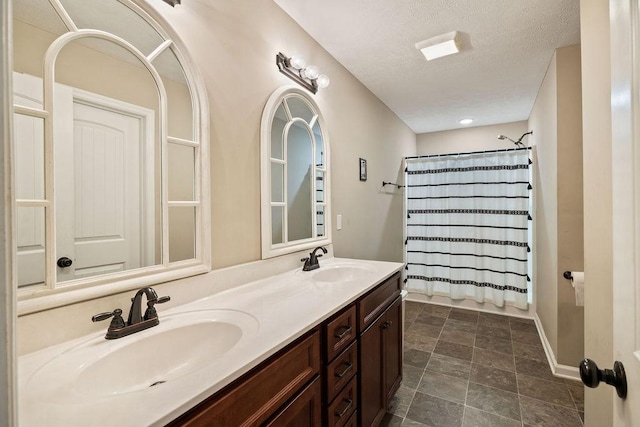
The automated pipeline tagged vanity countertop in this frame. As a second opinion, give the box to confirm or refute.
[18,257,404,427]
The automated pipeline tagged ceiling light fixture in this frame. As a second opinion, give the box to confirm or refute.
[416,31,462,61]
[459,118,474,125]
[276,52,329,94]
[162,0,181,6]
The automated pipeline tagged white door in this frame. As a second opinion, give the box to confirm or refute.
[610,0,640,424]
[13,73,154,285]
[54,90,146,282]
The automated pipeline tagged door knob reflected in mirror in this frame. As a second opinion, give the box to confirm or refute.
[579,358,627,399]
[57,257,73,268]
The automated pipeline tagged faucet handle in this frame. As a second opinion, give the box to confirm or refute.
[144,295,170,320]
[92,308,125,329]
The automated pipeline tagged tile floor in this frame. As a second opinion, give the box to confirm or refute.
[381,301,584,427]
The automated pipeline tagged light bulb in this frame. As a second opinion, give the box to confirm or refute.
[303,65,319,80]
[289,55,306,70]
[316,74,330,88]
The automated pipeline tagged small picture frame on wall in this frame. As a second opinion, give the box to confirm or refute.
[359,158,367,181]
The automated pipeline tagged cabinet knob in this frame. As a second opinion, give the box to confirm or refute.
[381,320,393,329]
[579,358,627,399]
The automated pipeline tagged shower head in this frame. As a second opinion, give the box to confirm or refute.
[498,131,533,147]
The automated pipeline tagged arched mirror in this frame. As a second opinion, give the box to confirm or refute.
[261,87,330,258]
[12,0,209,310]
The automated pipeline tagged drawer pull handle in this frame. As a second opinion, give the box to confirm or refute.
[334,326,352,340]
[335,362,353,378]
[335,398,353,418]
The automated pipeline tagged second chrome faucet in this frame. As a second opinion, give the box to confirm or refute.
[92,286,170,340]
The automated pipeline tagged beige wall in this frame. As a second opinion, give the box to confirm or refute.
[16,0,416,353]
[416,121,529,155]
[529,45,585,368]
[580,0,614,424]
[555,45,584,366]
[530,53,559,357]
[152,1,416,266]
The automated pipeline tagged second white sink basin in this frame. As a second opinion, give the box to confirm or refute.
[310,264,373,283]
[26,309,259,403]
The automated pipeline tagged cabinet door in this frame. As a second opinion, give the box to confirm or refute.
[359,296,403,427]
[359,311,385,427]
[382,297,402,404]
[265,377,322,427]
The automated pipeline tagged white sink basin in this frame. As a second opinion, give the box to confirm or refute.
[310,264,373,283]
[26,309,258,403]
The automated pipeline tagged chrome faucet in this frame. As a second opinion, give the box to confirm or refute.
[92,286,170,339]
[301,246,328,271]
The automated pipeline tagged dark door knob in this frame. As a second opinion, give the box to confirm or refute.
[579,358,627,399]
[57,257,73,268]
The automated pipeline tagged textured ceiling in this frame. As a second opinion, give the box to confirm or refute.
[273,0,580,134]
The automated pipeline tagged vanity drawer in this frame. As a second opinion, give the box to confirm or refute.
[357,272,401,331]
[326,376,357,427]
[325,305,357,362]
[325,341,358,403]
[171,329,320,427]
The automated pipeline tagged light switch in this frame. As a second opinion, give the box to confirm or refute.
[337,214,342,230]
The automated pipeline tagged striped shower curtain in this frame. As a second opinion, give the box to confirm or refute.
[404,149,531,309]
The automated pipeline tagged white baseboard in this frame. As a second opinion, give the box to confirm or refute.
[533,314,580,381]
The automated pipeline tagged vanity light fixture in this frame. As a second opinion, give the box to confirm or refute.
[276,52,330,94]
[416,31,462,61]
[459,118,474,125]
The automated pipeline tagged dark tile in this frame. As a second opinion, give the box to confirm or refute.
[511,329,543,347]
[472,347,515,372]
[417,371,468,404]
[477,315,511,330]
[433,340,474,361]
[404,349,431,369]
[380,412,404,427]
[449,308,479,323]
[567,383,584,411]
[421,304,452,318]
[444,318,478,333]
[407,322,443,339]
[470,363,518,393]
[512,341,547,362]
[478,312,507,321]
[519,395,583,427]
[476,324,511,341]
[510,316,535,325]
[406,301,425,312]
[406,391,464,427]
[387,385,415,417]
[517,374,575,408]
[510,319,538,334]
[415,313,447,327]
[462,407,521,427]
[466,382,521,421]
[426,353,472,379]
[402,418,429,426]
[405,329,438,353]
[439,328,476,347]
[579,411,584,423]
[475,334,513,355]
[515,356,563,383]
[402,364,425,390]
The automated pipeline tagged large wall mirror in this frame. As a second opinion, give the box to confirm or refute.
[260,87,330,258]
[13,0,210,311]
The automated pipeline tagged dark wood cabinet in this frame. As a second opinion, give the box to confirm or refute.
[264,377,322,427]
[168,330,320,427]
[358,272,402,427]
[169,270,403,427]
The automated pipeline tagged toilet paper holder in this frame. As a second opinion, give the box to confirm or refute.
[563,271,573,280]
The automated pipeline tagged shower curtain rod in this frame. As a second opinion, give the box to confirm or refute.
[405,146,531,161]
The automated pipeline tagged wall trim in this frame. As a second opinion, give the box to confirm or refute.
[534,313,580,380]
